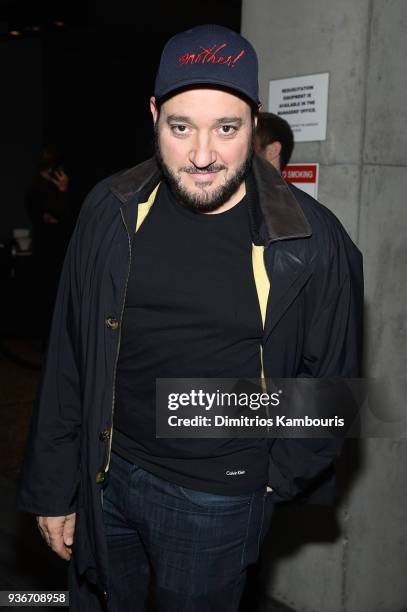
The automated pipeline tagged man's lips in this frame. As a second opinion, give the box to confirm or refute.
[186,169,223,181]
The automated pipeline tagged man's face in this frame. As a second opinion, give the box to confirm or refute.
[151,88,255,213]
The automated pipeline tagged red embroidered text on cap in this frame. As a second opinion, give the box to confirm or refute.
[179,44,246,68]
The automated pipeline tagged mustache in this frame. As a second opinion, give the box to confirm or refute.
[180,165,226,174]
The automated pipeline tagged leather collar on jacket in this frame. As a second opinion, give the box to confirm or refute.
[109,154,312,246]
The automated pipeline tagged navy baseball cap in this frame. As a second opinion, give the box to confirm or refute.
[154,24,260,106]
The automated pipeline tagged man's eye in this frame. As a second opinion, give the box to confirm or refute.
[218,125,237,135]
[171,125,189,135]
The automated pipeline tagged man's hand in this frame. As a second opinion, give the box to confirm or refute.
[42,168,69,192]
[36,513,76,561]
[50,169,69,192]
[266,486,273,492]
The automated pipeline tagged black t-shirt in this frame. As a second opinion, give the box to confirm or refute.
[112,181,268,494]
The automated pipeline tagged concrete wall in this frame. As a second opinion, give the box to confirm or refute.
[242,1,407,611]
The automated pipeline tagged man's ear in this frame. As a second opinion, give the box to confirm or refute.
[265,141,282,164]
[150,96,159,125]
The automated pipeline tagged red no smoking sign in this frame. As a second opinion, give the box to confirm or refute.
[282,163,319,198]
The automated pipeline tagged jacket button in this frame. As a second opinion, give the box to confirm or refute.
[96,471,106,484]
[105,316,119,330]
[99,428,111,441]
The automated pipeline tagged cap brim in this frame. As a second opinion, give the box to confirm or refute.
[156,77,259,107]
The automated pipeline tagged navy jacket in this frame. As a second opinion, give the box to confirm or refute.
[17,155,363,609]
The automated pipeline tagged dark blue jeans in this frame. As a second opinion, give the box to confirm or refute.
[102,451,275,612]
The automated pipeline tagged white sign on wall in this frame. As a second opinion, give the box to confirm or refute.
[268,73,329,142]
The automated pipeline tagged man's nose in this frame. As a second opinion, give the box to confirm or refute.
[189,134,217,169]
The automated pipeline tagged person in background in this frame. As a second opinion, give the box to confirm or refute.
[25,146,72,346]
[255,111,294,173]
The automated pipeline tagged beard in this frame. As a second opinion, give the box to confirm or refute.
[154,128,255,213]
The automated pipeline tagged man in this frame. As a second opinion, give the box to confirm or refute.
[255,111,294,173]
[17,24,363,612]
